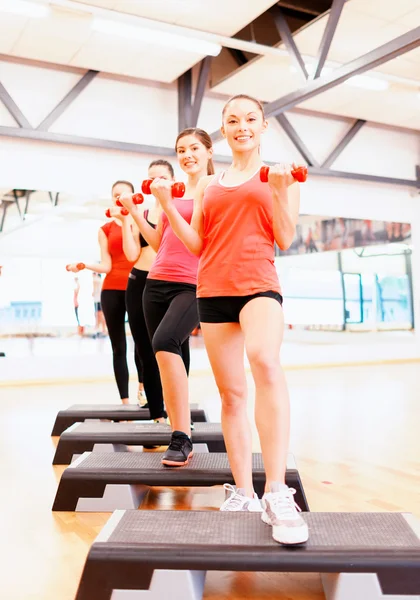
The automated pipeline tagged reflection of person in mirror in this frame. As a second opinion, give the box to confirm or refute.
[305,227,318,253]
[73,277,80,328]
[92,272,107,336]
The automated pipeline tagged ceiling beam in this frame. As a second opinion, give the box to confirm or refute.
[275,114,320,167]
[0,82,31,129]
[0,126,417,189]
[178,70,192,132]
[210,26,420,142]
[313,0,346,79]
[270,6,309,80]
[37,70,99,132]
[322,119,366,168]
[265,26,420,118]
[191,57,212,128]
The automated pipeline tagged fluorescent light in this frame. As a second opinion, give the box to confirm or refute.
[0,0,49,18]
[290,64,389,91]
[344,75,389,91]
[92,17,222,57]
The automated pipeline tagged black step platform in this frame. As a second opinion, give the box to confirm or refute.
[51,403,207,436]
[52,452,309,512]
[75,510,420,600]
[53,422,226,464]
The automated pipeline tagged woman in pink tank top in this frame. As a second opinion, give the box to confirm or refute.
[119,128,214,466]
[155,95,308,546]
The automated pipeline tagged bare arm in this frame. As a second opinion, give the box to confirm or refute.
[272,182,300,251]
[83,228,113,273]
[118,193,162,252]
[152,176,211,256]
[121,218,141,262]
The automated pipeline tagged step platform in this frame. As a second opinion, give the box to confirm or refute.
[51,403,207,436]
[75,510,420,600]
[53,422,226,464]
[52,452,308,512]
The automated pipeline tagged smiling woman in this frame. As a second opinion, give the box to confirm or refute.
[119,127,214,466]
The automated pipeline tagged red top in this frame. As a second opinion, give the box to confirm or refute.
[101,220,135,290]
[148,198,198,286]
[197,170,281,297]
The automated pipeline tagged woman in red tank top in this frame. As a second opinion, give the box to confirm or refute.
[66,180,143,405]
[155,96,308,546]
[119,128,214,467]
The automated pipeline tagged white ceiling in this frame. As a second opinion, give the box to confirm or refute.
[212,0,420,130]
[0,0,278,82]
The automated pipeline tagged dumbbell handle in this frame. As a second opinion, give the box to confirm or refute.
[66,262,85,272]
[141,179,185,198]
[116,193,144,207]
[260,165,307,183]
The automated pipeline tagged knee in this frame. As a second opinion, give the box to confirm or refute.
[247,347,280,384]
[152,330,180,357]
[219,385,247,415]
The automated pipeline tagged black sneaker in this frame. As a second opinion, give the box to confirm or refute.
[161,431,193,467]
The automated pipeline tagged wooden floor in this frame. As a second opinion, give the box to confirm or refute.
[1,361,420,600]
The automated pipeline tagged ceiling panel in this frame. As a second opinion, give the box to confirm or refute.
[212,54,304,103]
[70,32,205,81]
[0,13,28,55]
[348,0,420,22]
[11,8,92,64]
[72,0,279,36]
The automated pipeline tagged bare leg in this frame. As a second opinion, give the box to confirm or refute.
[201,322,254,498]
[240,297,289,490]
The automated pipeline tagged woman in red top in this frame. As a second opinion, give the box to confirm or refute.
[119,128,214,466]
[67,180,143,404]
[152,96,308,546]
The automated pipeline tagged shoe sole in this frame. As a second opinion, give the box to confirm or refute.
[262,511,309,545]
[161,451,193,467]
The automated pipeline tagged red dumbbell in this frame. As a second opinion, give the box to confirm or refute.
[116,193,144,207]
[105,208,129,218]
[260,165,307,183]
[66,262,85,272]
[141,179,185,198]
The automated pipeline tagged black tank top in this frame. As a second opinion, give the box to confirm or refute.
[140,209,157,248]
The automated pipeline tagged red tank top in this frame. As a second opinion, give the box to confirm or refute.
[101,220,135,291]
[148,198,198,286]
[197,170,281,297]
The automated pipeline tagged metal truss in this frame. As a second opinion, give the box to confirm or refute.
[178,56,212,131]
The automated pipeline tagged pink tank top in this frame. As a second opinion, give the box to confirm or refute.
[148,198,198,286]
[197,170,281,297]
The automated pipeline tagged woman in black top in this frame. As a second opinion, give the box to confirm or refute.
[122,160,190,421]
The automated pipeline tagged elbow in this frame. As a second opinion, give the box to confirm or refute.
[276,236,294,251]
[126,251,139,262]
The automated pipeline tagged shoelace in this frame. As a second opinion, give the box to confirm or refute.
[223,484,247,510]
[267,488,301,519]
[169,435,189,452]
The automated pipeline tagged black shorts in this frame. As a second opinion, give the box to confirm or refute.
[94,302,102,312]
[198,291,283,324]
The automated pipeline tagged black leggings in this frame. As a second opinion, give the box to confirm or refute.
[101,289,142,400]
[143,279,198,367]
[126,269,166,419]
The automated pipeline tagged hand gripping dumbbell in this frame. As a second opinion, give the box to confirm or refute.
[105,208,129,218]
[260,165,307,183]
[141,179,185,198]
[66,262,85,272]
[116,193,144,208]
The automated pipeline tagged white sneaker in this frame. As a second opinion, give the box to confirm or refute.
[220,483,263,512]
[261,482,309,545]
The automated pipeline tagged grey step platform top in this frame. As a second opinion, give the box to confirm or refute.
[51,403,207,435]
[69,451,272,474]
[63,421,222,440]
[93,510,420,569]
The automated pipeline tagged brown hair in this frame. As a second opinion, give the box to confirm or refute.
[222,94,265,121]
[112,180,134,194]
[148,159,174,179]
[175,127,215,176]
